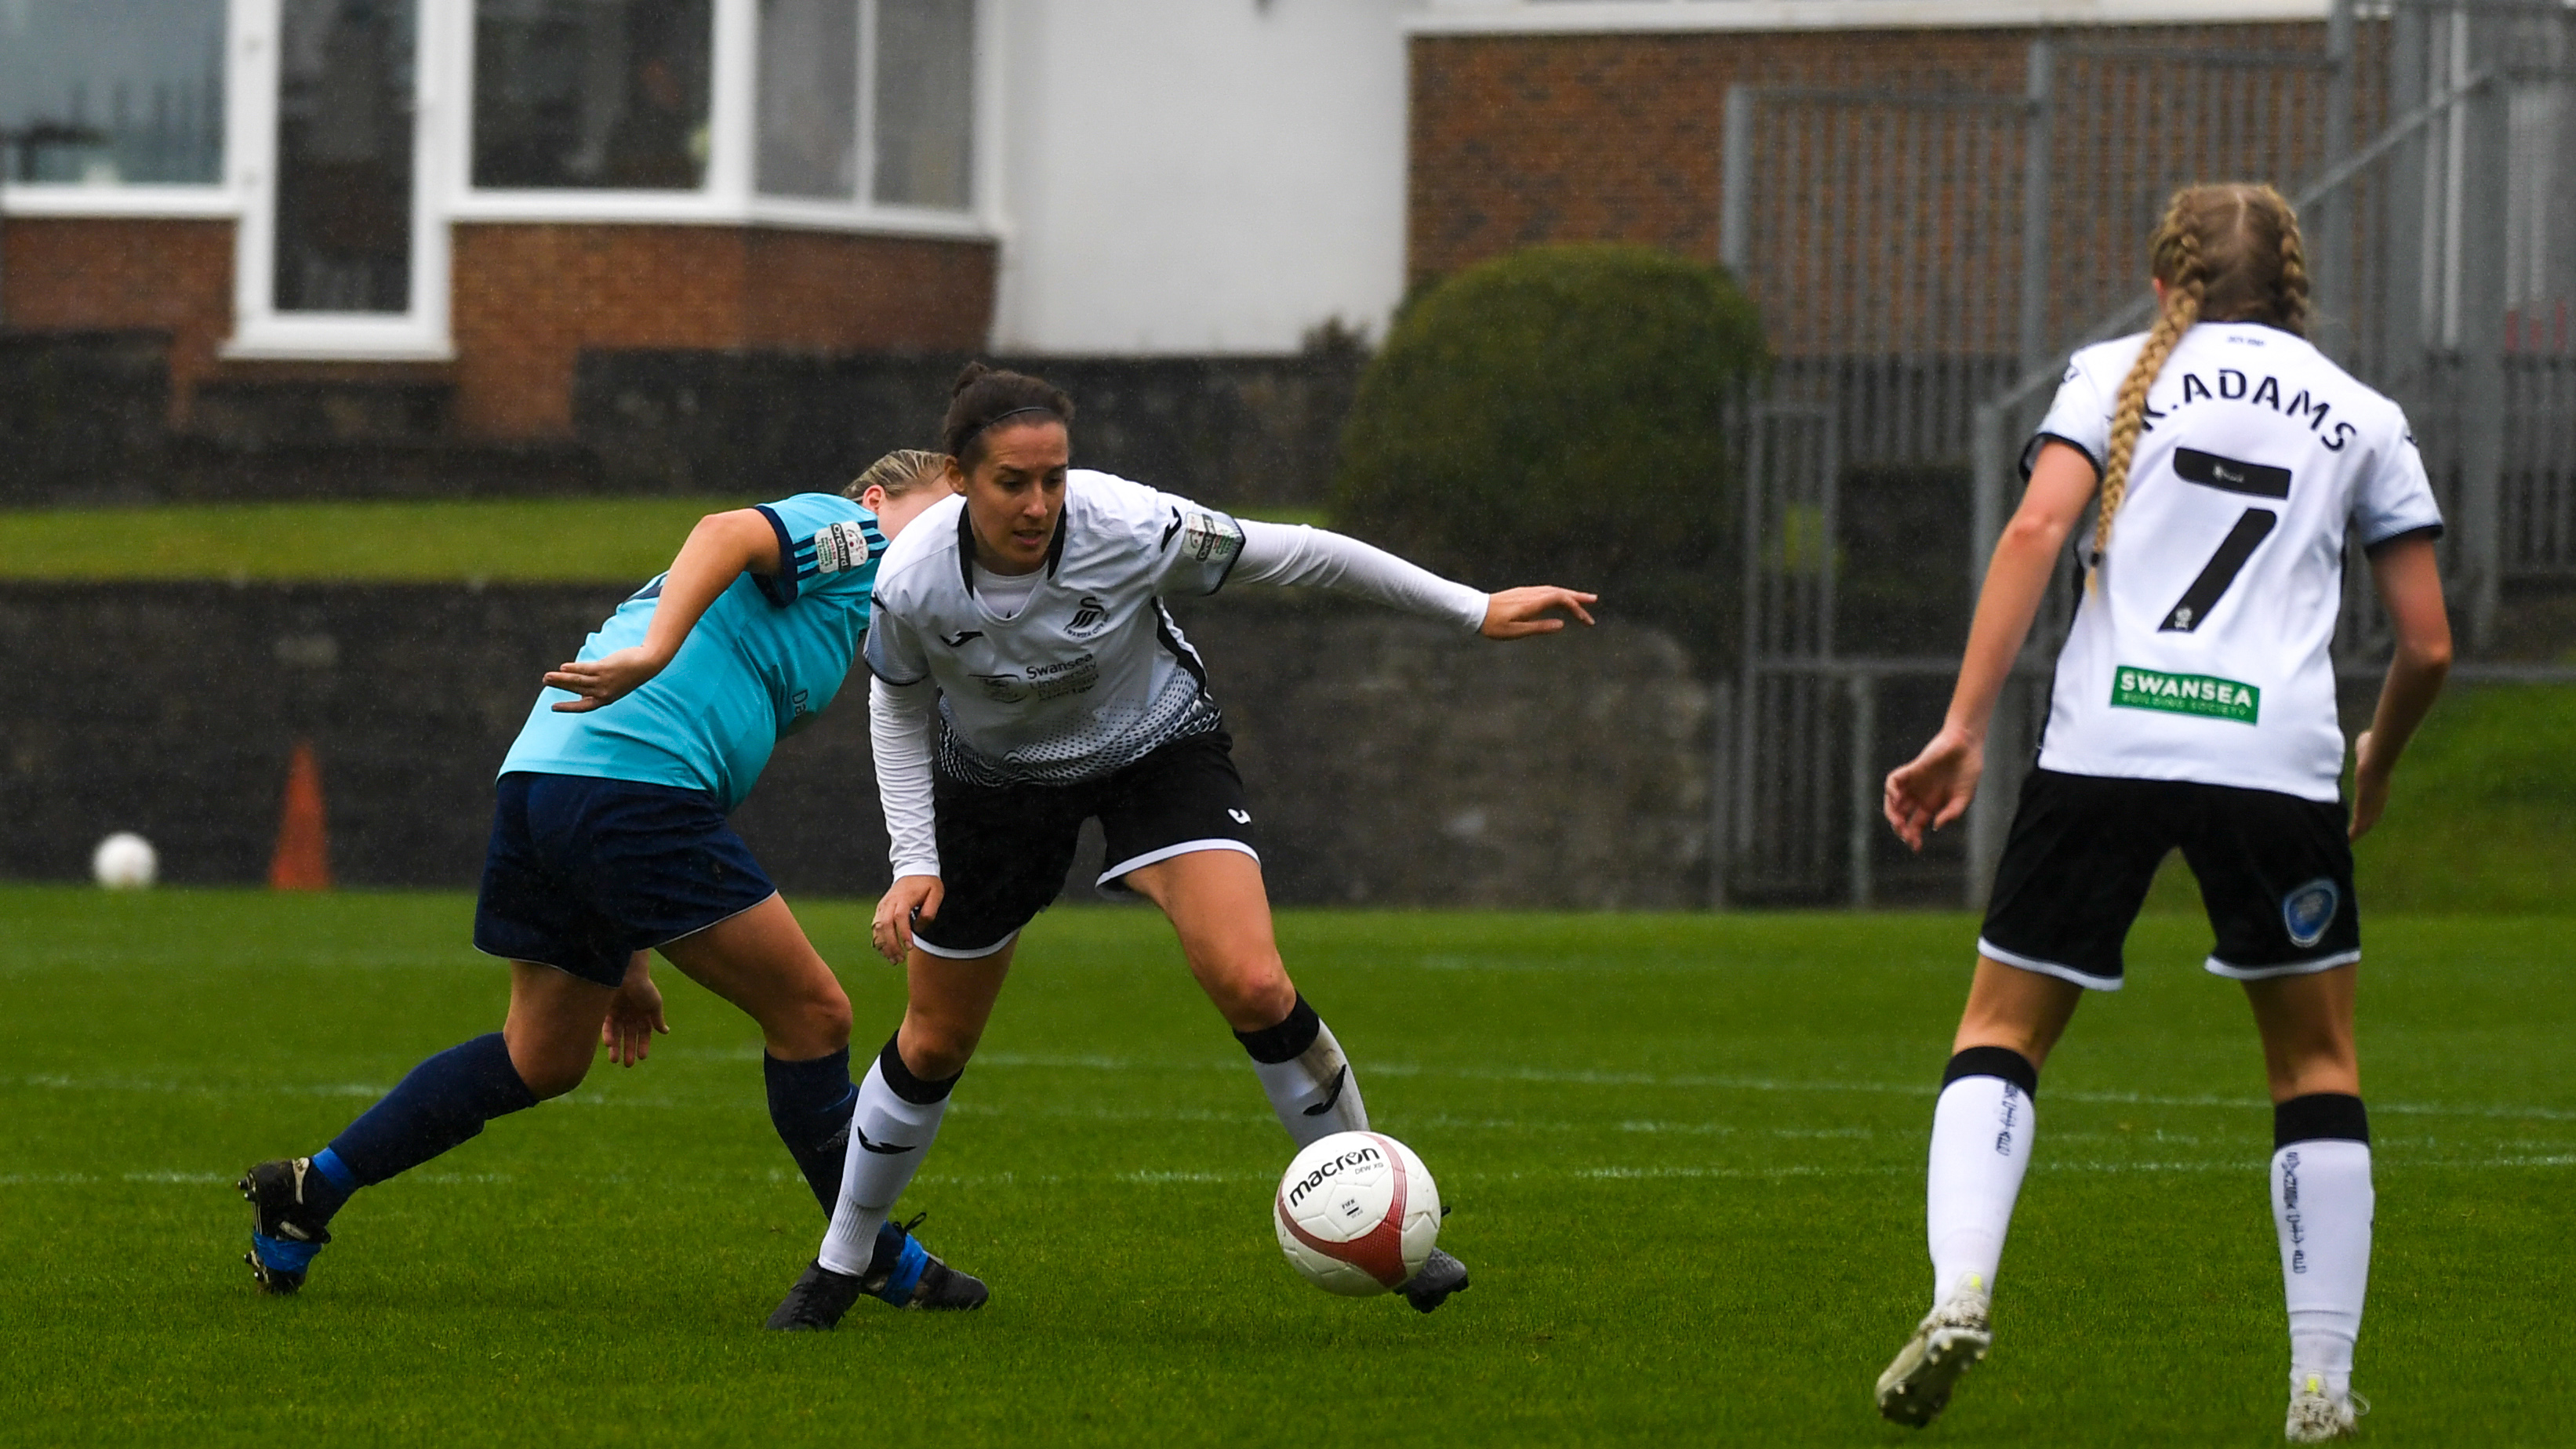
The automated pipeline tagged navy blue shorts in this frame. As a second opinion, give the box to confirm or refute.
[472,772,777,987]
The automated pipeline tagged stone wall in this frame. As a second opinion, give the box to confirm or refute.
[0,583,1709,908]
[572,348,1364,508]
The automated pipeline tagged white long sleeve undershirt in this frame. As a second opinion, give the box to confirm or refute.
[1228,520,1491,632]
[874,522,1489,879]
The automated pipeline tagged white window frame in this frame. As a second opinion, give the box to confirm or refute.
[0,0,245,220]
[1408,1,2337,34]
[223,0,454,361]
[5,0,1001,361]
[438,0,998,240]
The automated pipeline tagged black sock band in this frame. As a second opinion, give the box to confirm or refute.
[877,1034,961,1106]
[2275,1092,2369,1148]
[1234,994,1321,1066]
[1941,1045,2040,1099]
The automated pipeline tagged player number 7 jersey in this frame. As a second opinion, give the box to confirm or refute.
[2029,322,2443,801]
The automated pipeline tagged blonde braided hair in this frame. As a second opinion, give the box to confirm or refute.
[844,447,952,502]
[2092,183,2310,578]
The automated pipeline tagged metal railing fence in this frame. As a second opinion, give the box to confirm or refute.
[1716,0,2576,908]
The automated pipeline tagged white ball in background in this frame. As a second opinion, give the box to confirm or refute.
[93,833,158,890]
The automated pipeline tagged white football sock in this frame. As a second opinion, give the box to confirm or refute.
[1926,1070,2036,1306]
[1237,998,1368,1149]
[2274,1138,2372,1400]
[816,1050,950,1276]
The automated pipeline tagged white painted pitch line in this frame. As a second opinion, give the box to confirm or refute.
[9,1153,2571,1193]
[9,1061,2573,1128]
[968,1054,2576,1124]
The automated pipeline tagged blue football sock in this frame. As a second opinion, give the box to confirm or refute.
[323,1033,540,1201]
[765,1046,856,1215]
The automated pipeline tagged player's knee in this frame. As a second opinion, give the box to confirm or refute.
[1201,952,1295,1033]
[896,1012,980,1080]
[803,978,853,1049]
[513,1048,591,1100]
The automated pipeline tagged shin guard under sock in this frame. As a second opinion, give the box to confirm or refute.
[1235,994,1367,1149]
[765,1046,858,1216]
[2273,1093,2373,1400]
[1925,1046,2039,1306]
[319,1033,539,1217]
[816,1036,957,1276]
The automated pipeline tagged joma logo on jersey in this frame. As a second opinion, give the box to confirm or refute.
[2111,666,2261,724]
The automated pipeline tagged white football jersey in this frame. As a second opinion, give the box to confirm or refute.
[865,470,1246,785]
[2029,322,2443,801]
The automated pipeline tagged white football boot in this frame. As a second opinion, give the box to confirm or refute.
[1875,1286,1993,1427]
[2284,1375,2367,1443]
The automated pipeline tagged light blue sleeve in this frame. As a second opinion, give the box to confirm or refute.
[750,493,886,608]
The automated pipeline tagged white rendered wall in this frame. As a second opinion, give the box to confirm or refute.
[989,0,1413,354]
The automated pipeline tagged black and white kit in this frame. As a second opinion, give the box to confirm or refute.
[1992,321,2442,987]
[863,470,1490,957]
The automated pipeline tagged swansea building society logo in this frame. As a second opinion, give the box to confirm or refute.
[2110,665,2260,724]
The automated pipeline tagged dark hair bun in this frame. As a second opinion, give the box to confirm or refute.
[942,361,1075,469]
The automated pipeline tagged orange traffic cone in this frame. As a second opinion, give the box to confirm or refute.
[269,739,332,891]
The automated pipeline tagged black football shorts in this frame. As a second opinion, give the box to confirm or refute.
[1978,768,2360,990]
[910,729,1258,959]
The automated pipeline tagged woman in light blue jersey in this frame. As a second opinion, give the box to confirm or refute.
[235,450,985,1309]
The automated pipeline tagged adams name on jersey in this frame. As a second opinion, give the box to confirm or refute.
[2032,322,2443,802]
[863,470,1245,786]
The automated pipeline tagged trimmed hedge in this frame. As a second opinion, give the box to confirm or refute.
[1332,245,1769,657]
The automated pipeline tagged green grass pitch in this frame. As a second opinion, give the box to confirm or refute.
[2,888,2570,1447]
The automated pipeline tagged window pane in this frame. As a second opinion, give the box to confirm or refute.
[473,0,712,190]
[757,0,856,198]
[0,0,223,185]
[872,0,972,210]
[274,0,416,312]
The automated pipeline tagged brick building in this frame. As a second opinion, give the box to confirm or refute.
[1404,1,2362,358]
[0,0,1414,461]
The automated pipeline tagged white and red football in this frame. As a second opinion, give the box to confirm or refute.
[1273,1131,1442,1296]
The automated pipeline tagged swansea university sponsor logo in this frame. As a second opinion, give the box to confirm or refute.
[1025,653,1099,701]
[1284,1143,1382,1209]
[2283,878,2338,949]
[2110,665,2260,724]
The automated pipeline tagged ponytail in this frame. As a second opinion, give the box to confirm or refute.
[2091,183,2309,580]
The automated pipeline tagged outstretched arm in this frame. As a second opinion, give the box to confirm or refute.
[1883,441,2096,851]
[546,510,784,711]
[1230,521,1595,640]
[2349,536,2451,841]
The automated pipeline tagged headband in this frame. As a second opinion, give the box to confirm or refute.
[969,404,1061,440]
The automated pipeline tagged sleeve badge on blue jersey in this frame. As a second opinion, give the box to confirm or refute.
[812,520,876,573]
[1180,510,1244,565]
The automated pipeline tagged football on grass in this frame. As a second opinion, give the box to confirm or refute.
[1273,1131,1441,1295]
